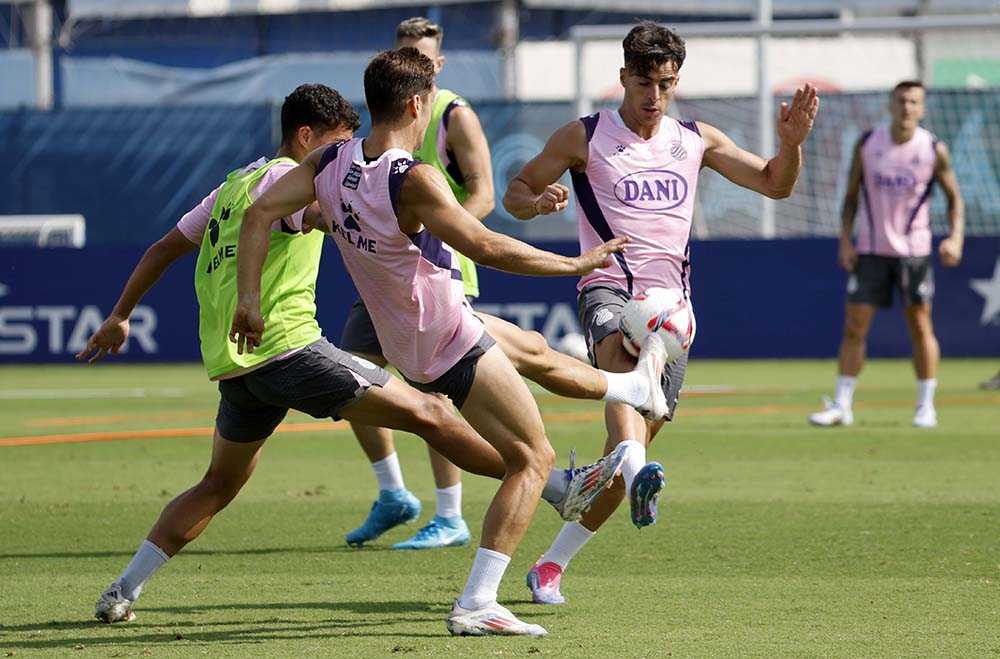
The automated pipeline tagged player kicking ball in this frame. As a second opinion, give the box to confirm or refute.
[502,21,819,605]
[809,80,964,429]
[80,84,623,626]
[231,49,668,637]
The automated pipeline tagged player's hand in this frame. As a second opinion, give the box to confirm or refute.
[229,302,265,354]
[939,234,963,268]
[532,184,570,215]
[572,236,629,274]
[777,83,820,148]
[75,314,129,363]
[838,237,857,272]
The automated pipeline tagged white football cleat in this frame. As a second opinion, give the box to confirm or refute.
[446,600,548,637]
[554,443,628,522]
[634,334,669,421]
[94,582,135,623]
[808,396,854,427]
[913,404,937,428]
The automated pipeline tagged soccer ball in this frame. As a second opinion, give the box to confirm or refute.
[619,287,695,362]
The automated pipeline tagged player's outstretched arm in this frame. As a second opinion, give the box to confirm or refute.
[837,137,865,272]
[76,228,197,363]
[502,120,587,220]
[934,141,965,268]
[402,164,627,276]
[448,105,495,220]
[701,83,820,200]
[232,149,324,354]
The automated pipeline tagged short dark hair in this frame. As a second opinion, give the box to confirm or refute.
[280,84,360,144]
[623,21,686,75]
[396,16,443,47]
[364,48,435,124]
[892,80,925,96]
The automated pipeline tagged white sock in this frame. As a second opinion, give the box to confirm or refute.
[835,375,857,410]
[541,468,568,504]
[602,371,648,407]
[372,452,405,492]
[917,378,937,408]
[435,483,462,519]
[619,439,646,493]
[539,522,595,570]
[458,547,511,610]
[118,540,169,602]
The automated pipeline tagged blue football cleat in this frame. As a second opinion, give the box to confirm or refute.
[346,489,421,546]
[392,515,470,550]
[629,462,666,528]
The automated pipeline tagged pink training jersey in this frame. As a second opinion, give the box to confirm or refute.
[856,124,937,258]
[313,139,484,383]
[574,110,705,296]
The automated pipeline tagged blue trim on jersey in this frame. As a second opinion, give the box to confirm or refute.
[580,113,600,143]
[857,130,876,253]
[571,168,635,295]
[316,141,346,177]
[387,157,420,218]
[678,120,700,135]
[408,228,454,272]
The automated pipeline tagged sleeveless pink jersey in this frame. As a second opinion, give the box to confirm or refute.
[574,110,705,296]
[313,139,484,383]
[856,124,937,258]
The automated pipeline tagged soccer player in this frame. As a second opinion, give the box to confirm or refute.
[343,16,498,550]
[231,49,667,637]
[340,17,664,552]
[80,84,608,625]
[809,80,964,429]
[502,21,819,604]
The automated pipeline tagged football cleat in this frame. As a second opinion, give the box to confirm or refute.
[808,396,854,427]
[913,404,938,428]
[630,461,666,529]
[446,600,548,637]
[634,334,669,421]
[526,561,565,605]
[392,515,470,550]
[554,443,628,522]
[94,582,135,623]
[346,488,421,547]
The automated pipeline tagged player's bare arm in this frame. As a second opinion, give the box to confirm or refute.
[503,120,588,220]
[447,105,495,220]
[837,137,865,271]
[231,148,325,354]
[76,227,197,363]
[700,83,820,200]
[402,164,626,275]
[934,140,965,267]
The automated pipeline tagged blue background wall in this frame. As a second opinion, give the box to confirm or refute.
[2,237,997,363]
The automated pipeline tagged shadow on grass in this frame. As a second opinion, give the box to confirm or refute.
[0,545,392,560]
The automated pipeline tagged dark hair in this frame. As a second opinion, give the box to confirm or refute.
[396,16,443,47]
[892,80,925,96]
[280,84,360,144]
[623,21,686,75]
[364,48,435,124]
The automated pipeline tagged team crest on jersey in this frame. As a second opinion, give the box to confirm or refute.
[873,167,917,196]
[669,141,687,161]
[343,163,361,190]
[340,201,362,232]
[392,160,410,175]
[614,169,689,212]
[593,308,615,327]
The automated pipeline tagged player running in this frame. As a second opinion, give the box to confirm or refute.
[808,80,964,429]
[502,21,819,605]
[81,84,614,625]
[342,17,666,552]
[231,49,666,637]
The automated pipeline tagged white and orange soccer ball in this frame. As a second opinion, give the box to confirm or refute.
[619,287,696,363]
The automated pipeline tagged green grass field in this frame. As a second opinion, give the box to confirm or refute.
[1,359,998,657]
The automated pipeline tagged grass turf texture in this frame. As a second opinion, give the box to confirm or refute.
[1,359,998,657]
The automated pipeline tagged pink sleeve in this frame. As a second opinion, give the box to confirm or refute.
[176,185,222,243]
[252,163,307,232]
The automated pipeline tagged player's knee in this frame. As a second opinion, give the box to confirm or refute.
[411,393,451,431]
[504,440,555,478]
[843,316,869,342]
[512,331,550,376]
[199,471,243,509]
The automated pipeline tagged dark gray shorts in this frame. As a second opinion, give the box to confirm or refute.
[578,285,687,421]
[847,254,934,308]
[403,331,496,410]
[341,297,478,358]
[216,338,390,443]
